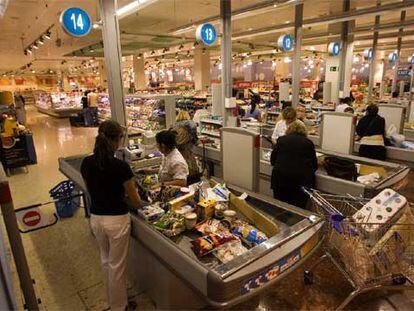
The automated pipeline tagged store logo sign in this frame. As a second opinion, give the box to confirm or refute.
[363,48,373,61]
[60,8,92,37]
[328,42,341,56]
[196,24,217,46]
[277,34,293,52]
[388,52,398,63]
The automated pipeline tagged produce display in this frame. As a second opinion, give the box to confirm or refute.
[98,94,166,132]
[35,92,82,111]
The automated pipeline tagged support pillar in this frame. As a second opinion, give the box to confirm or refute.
[275,60,290,83]
[392,10,406,94]
[338,0,354,99]
[220,0,232,127]
[99,0,126,127]
[133,55,146,91]
[194,46,211,91]
[98,60,108,90]
[292,3,303,108]
[368,11,380,101]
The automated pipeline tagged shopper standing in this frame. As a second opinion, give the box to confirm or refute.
[81,120,142,311]
[87,89,99,126]
[271,120,317,209]
[82,90,90,126]
[172,111,200,184]
[271,106,297,145]
[356,104,387,161]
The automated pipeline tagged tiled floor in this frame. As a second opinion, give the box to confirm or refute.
[2,106,414,310]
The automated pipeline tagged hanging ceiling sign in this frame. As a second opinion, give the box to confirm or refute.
[195,23,217,46]
[409,56,414,65]
[388,52,398,63]
[363,48,373,61]
[328,42,341,56]
[277,34,293,52]
[60,7,92,37]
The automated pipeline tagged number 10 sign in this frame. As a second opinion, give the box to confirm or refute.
[60,8,92,37]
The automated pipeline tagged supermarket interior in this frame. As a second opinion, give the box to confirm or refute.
[2,0,414,310]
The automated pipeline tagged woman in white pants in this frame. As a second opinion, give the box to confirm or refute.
[81,120,142,310]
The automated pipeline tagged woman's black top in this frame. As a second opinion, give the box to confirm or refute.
[356,115,385,138]
[81,96,88,109]
[81,155,134,215]
[270,134,318,189]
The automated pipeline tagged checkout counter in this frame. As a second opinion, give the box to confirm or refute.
[58,154,323,309]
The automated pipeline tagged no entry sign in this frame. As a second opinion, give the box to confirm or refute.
[22,211,41,227]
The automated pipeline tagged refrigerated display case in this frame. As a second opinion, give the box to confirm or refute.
[34,91,83,117]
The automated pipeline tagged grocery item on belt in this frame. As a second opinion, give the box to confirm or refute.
[153,210,185,237]
[232,220,268,246]
[214,240,248,263]
[195,218,230,235]
[191,232,238,257]
[138,203,165,222]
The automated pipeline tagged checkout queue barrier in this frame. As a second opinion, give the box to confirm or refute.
[58,155,324,309]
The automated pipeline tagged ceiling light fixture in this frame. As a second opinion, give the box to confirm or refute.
[37,38,44,45]
[44,31,51,40]
[116,0,151,18]
[32,44,39,50]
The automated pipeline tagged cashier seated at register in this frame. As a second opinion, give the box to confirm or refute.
[141,130,189,188]
[271,106,297,145]
[271,120,317,209]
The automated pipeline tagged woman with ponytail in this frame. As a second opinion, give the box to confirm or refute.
[81,120,142,311]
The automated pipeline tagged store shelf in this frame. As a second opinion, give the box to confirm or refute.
[200,119,223,126]
[200,130,221,138]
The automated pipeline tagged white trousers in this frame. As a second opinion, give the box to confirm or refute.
[90,214,131,311]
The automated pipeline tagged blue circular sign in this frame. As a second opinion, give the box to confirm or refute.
[277,34,293,52]
[388,52,398,63]
[328,42,340,56]
[60,8,91,37]
[409,55,414,65]
[196,24,217,46]
[363,48,373,61]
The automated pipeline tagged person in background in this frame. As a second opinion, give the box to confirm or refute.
[14,92,26,125]
[313,82,324,101]
[390,91,399,104]
[81,120,142,311]
[87,89,99,126]
[172,110,200,184]
[271,120,317,209]
[82,90,90,126]
[143,130,189,188]
[271,106,297,145]
[296,103,314,127]
[245,101,262,121]
[356,104,386,161]
[336,97,353,113]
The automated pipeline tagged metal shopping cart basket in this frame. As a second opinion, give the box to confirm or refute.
[303,188,414,310]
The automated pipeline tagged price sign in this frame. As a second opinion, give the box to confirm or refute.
[277,34,293,52]
[196,24,217,46]
[328,42,340,56]
[363,48,373,61]
[60,8,91,37]
[388,52,398,63]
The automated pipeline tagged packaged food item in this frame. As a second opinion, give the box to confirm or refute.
[185,213,198,230]
[174,204,194,216]
[191,232,238,257]
[153,211,185,237]
[214,203,227,219]
[195,218,230,235]
[138,203,165,222]
[223,210,237,223]
[232,220,268,246]
[197,199,217,219]
[214,241,248,263]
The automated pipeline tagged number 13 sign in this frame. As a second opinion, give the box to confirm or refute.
[60,8,92,37]
[196,24,217,46]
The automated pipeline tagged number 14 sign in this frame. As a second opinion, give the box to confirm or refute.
[60,7,92,37]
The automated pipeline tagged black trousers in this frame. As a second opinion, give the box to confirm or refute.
[273,185,310,209]
[359,144,386,161]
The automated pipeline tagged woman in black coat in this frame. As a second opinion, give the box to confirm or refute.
[271,120,318,209]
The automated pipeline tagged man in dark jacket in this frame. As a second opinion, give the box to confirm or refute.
[271,120,318,209]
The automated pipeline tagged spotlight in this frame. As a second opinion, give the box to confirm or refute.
[151,50,155,55]
[31,69,36,73]
[32,44,39,50]
[178,44,184,50]
[37,38,44,45]
[89,46,95,52]
[137,53,142,59]
[44,31,51,40]
[202,48,206,55]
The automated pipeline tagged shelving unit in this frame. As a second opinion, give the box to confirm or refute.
[35,91,83,117]
[200,117,223,142]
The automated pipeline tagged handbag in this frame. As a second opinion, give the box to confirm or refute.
[323,156,358,181]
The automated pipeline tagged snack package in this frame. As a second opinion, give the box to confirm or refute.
[138,203,165,222]
[191,232,238,257]
[195,218,230,235]
[153,211,185,236]
[232,220,268,246]
[214,241,248,263]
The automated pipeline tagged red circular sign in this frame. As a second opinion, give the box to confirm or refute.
[23,211,41,227]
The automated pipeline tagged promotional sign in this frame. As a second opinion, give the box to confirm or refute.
[328,42,340,56]
[363,48,373,61]
[195,23,217,46]
[277,34,293,52]
[60,7,92,37]
[388,52,398,63]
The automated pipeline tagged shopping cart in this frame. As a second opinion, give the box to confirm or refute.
[303,188,414,310]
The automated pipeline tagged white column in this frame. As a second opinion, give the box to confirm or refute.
[220,0,232,127]
[292,3,303,108]
[133,55,146,91]
[99,60,108,90]
[193,47,211,91]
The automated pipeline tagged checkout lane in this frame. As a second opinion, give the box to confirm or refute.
[58,154,323,309]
